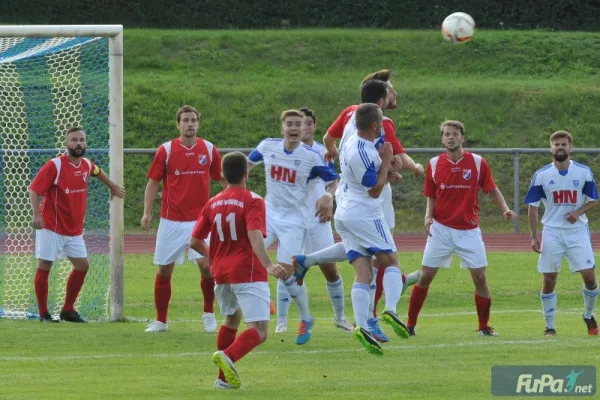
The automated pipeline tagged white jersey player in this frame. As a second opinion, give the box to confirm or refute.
[247,109,338,345]
[334,103,410,355]
[525,130,599,336]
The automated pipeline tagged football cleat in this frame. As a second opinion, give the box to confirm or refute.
[367,317,389,343]
[477,326,499,336]
[407,325,416,337]
[333,317,354,332]
[145,320,168,332]
[402,270,422,295]
[583,315,598,336]
[275,321,288,333]
[212,351,241,389]
[39,312,59,323]
[214,379,235,390]
[544,328,557,336]
[295,319,314,345]
[59,310,86,323]
[203,312,218,333]
[381,310,410,339]
[353,326,383,356]
[292,255,310,285]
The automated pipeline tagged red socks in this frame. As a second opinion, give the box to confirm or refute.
[475,293,492,330]
[62,269,87,313]
[201,276,215,313]
[217,325,238,381]
[407,284,429,327]
[224,328,261,363]
[34,268,50,316]
[373,265,385,317]
[154,274,172,323]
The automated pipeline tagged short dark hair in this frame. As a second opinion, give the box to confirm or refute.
[299,107,316,123]
[66,127,85,137]
[361,69,393,86]
[176,105,200,123]
[222,151,248,184]
[355,103,383,131]
[360,80,388,104]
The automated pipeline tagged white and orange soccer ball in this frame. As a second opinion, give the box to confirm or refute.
[441,12,475,44]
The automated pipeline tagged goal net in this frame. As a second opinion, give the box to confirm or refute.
[0,26,123,321]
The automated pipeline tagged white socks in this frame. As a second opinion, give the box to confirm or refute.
[540,291,557,330]
[351,282,370,330]
[383,267,403,314]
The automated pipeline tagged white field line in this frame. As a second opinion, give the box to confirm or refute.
[0,338,591,363]
[125,309,586,324]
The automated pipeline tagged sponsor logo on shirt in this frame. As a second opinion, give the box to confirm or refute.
[552,190,577,205]
[64,188,86,195]
[174,168,205,176]
[270,165,296,184]
[440,183,470,190]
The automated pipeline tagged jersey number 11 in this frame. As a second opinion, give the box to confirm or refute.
[214,213,237,241]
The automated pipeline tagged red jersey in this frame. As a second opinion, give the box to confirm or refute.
[147,138,222,222]
[29,155,100,236]
[327,104,405,155]
[191,187,268,284]
[423,151,496,230]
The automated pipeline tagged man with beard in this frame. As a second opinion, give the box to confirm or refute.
[406,120,516,336]
[29,127,125,323]
[525,130,599,336]
[142,105,224,333]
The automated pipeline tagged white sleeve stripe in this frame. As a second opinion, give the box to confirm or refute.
[51,158,61,186]
[472,153,482,183]
[203,139,214,163]
[429,156,440,184]
[163,142,172,166]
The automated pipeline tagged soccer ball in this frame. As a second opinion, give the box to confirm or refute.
[441,12,475,44]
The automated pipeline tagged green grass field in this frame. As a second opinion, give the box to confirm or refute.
[119,29,600,231]
[1,252,598,399]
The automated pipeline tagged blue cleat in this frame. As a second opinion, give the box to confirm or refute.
[295,319,314,345]
[292,255,310,285]
[367,317,389,343]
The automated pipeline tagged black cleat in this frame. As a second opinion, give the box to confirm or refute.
[583,315,598,336]
[40,312,59,323]
[353,326,384,356]
[407,325,416,337]
[59,310,87,323]
[544,328,557,336]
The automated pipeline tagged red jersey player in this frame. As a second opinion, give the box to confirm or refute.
[142,105,224,333]
[28,127,125,323]
[407,120,517,336]
[190,151,286,390]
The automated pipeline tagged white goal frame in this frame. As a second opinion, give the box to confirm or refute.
[0,25,125,321]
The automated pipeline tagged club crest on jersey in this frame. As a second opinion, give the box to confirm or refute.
[573,180,580,187]
[199,155,207,165]
[294,160,301,167]
[463,169,472,180]
[82,172,88,182]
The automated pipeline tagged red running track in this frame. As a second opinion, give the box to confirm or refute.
[122,233,600,254]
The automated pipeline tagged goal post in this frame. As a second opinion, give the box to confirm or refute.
[0,25,124,321]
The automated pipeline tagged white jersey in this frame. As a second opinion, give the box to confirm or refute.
[305,141,333,223]
[524,160,598,229]
[248,138,338,226]
[335,134,384,221]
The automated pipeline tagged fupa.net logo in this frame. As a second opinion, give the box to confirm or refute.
[516,369,592,395]
[492,366,596,397]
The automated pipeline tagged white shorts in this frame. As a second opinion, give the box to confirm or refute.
[305,220,335,254]
[381,183,395,229]
[35,229,87,261]
[335,218,396,263]
[154,218,207,266]
[538,226,595,273]
[215,282,271,322]
[264,218,307,265]
[422,220,487,269]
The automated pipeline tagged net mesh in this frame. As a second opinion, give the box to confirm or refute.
[0,37,111,320]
